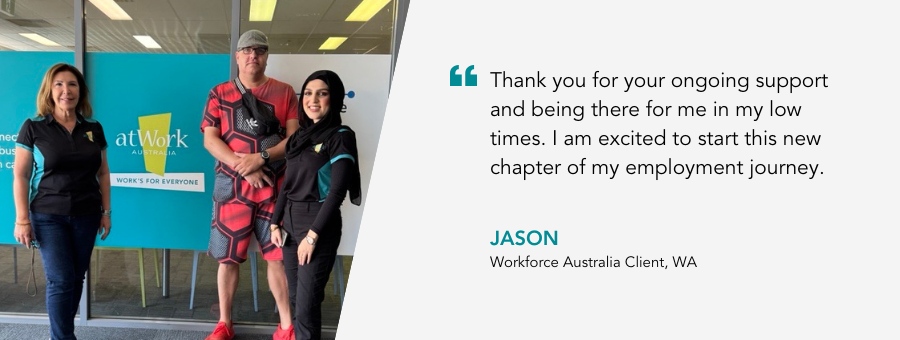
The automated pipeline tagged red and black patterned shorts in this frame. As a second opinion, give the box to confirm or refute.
[208,201,282,263]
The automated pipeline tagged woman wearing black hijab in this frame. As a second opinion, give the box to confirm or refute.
[270,70,361,340]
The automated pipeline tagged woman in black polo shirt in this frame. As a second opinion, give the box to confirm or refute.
[270,70,361,340]
[12,63,111,340]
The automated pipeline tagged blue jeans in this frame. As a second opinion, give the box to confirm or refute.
[31,212,100,340]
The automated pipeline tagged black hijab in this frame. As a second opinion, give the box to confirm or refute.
[286,70,361,205]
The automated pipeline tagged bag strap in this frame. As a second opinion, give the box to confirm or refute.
[233,77,260,113]
[233,76,249,95]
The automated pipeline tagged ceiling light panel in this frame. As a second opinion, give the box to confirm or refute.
[319,37,347,50]
[346,0,390,22]
[89,0,133,20]
[133,35,161,49]
[249,0,277,21]
[20,33,61,46]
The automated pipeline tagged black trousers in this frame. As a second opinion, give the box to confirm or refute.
[282,201,342,340]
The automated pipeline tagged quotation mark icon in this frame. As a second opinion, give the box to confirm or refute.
[450,65,477,86]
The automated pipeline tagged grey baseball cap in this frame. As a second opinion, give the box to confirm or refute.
[237,29,268,49]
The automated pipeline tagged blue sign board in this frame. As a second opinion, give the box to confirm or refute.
[0,52,230,250]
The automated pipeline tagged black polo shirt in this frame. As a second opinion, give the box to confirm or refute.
[16,114,107,215]
[272,128,358,235]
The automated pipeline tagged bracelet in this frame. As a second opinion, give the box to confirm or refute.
[101,209,112,217]
[270,226,280,231]
[15,222,31,226]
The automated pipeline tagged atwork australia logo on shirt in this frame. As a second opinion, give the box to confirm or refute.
[109,112,204,193]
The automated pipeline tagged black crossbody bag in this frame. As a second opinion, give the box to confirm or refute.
[233,77,284,136]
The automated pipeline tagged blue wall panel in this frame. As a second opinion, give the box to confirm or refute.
[88,53,229,250]
[1,52,230,250]
[0,52,75,245]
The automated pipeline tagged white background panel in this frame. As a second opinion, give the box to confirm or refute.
[268,54,391,255]
[339,1,899,339]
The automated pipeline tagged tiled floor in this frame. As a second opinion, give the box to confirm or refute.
[0,245,350,328]
[0,322,335,340]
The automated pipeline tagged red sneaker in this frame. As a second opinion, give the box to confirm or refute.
[273,324,295,340]
[205,322,235,340]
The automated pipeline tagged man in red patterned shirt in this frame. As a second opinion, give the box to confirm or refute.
[200,29,298,340]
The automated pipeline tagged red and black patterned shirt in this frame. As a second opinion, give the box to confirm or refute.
[201,78,299,204]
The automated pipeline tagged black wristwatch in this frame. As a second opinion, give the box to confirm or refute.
[260,150,270,164]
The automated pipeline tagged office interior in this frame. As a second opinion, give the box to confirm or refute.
[0,0,407,336]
